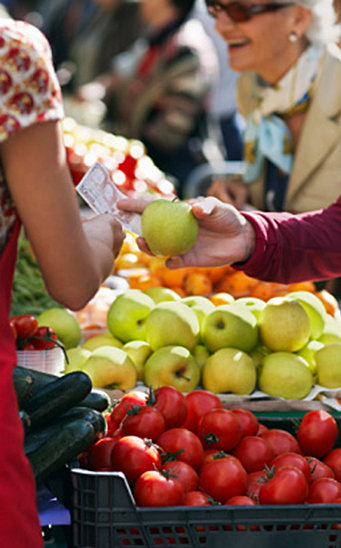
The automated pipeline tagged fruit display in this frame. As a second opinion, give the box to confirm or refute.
[62,117,176,198]
[80,387,341,509]
[65,287,341,404]
[112,230,340,314]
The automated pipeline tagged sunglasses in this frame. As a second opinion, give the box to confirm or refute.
[205,1,294,22]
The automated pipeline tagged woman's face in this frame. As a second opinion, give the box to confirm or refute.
[212,1,309,83]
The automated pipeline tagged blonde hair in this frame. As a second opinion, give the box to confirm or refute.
[283,0,341,45]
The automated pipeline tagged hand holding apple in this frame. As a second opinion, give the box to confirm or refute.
[117,196,256,267]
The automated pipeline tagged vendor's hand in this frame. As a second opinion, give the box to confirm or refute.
[206,176,248,210]
[83,214,125,260]
[117,196,256,268]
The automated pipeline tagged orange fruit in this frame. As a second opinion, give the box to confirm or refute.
[184,271,213,296]
[314,289,339,316]
[249,281,274,301]
[288,281,316,292]
[214,270,259,297]
[129,273,162,291]
[171,286,187,298]
[161,267,190,288]
[210,292,235,306]
[206,265,232,284]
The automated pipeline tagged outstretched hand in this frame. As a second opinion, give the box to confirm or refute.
[117,196,256,269]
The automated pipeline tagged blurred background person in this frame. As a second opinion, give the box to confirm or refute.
[192,0,245,161]
[76,0,221,195]
[205,0,341,215]
[39,0,146,91]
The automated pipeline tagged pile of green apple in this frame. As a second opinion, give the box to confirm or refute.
[63,287,341,400]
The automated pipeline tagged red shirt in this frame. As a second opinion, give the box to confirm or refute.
[235,195,341,283]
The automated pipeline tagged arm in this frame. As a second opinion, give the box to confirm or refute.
[1,120,124,310]
[235,197,341,283]
[118,195,341,284]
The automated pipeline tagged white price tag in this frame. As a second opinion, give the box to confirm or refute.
[76,162,142,235]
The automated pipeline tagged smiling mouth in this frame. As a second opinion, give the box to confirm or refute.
[228,39,250,48]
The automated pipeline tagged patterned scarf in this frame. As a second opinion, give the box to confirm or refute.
[243,44,323,184]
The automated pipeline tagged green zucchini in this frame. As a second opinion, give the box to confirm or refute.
[27,418,96,485]
[24,407,106,456]
[13,366,58,408]
[24,371,92,428]
[80,389,111,412]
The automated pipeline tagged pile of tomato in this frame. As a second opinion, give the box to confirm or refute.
[80,387,341,508]
[10,313,60,351]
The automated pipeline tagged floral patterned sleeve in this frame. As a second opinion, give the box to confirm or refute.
[0,20,64,255]
[0,19,64,142]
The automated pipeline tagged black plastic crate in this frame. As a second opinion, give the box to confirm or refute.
[70,468,341,548]
[70,414,341,548]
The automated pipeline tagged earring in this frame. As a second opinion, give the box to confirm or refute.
[289,31,298,42]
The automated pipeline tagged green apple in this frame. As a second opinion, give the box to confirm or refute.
[146,301,200,351]
[37,307,81,349]
[182,295,215,333]
[259,297,311,352]
[202,347,257,395]
[82,346,137,390]
[235,296,266,322]
[296,340,324,374]
[250,343,271,368]
[123,340,152,381]
[286,291,326,339]
[193,344,211,372]
[201,302,258,353]
[141,199,198,257]
[318,314,341,345]
[143,345,200,392]
[144,287,180,304]
[106,289,154,343]
[315,343,341,388]
[258,351,313,399]
[82,333,123,351]
[63,347,91,374]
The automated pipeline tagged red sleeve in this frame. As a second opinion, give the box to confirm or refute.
[233,196,341,283]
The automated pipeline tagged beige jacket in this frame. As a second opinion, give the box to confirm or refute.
[237,44,341,213]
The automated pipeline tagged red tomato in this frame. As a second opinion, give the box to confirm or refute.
[257,423,269,436]
[306,456,335,483]
[199,455,248,503]
[259,466,308,505]
[111,435,161,484]
[161,460,199,493]
[231,408,259,437]
[246,470,266,502]
[119,405,166,441]
[224,495,256,506]
[183,491,212,506]
[10,314,38,339]
[199,449,228,472]
[324,448,341,483]
[232,435,273,473]
[86,437,119,471]
[182,390,222,433]
[157,428,204,471]
[197,408,242,452]
[270,452,311,483]
[134,470,185,507]
[307,477,341,504]
[109,391,148,430]
[30,326,58,349]
[149,386,188,429]
[297,410,338,458]
[260,428,301,457]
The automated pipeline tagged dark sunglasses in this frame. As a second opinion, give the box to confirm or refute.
[205,1,294,22]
